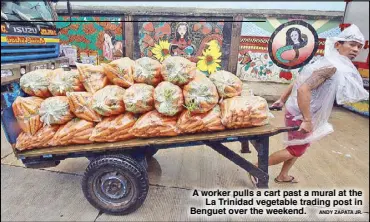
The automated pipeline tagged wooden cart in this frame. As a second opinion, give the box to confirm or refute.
[2,104,297,215]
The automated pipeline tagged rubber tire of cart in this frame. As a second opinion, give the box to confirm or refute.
[82,155,149,215]
[145,147,158,159]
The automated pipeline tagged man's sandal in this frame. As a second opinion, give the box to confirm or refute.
[274,176,298,184]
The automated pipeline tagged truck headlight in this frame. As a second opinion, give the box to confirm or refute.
[1,69,13,78]
[20,67,26,75]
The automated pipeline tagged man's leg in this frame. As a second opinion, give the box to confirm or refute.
[276,157,298,182]
[268,149,294,166]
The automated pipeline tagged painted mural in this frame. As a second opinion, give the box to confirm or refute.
[237,17,341,83]
[135,19,232,76]
[56,16,124,65]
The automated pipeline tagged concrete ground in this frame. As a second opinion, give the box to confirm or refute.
[1,107,369,221]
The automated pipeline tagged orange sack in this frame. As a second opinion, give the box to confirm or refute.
[76,63,109,93]
[12,96,44,135]
[48,68,85,96]
[183,73,219,114]
[91,85,126,116]
[89,113,137,142]
[101,57,135,88]
[19,69,53,98]
[49,118,95,146]
[177,105,225,134]
[39,96,74,125]
[129,110,179,137]
[15,125,60,151]
[209,70,243,98]
[220,96,270,129]
[123,83,154,114]
[161,56,196,86]
[133,57,162,86]
[154,81,184,116]
[67,92,102,122]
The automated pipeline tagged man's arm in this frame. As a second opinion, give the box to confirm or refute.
[297,66,337,132]
[271,82,295,108]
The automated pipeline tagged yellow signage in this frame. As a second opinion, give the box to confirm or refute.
[1,25,7,33]
[40,28,57,36]
[6,36,46,44]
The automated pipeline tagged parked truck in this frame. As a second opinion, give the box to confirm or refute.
[1,0,69,109]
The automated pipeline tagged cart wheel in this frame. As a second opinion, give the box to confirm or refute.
[82,155,149,215]
[145,148,158,159]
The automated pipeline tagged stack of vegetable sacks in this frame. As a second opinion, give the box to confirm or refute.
[14,55,270,151]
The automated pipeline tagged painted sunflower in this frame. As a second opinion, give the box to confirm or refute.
[197,47,222,74]
[151,40,170,62]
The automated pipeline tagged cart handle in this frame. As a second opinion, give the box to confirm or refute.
[277,126,300,133]
[269,106,282,111]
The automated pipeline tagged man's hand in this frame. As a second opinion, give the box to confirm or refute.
[270,99,285,109]
[298,121,313,134]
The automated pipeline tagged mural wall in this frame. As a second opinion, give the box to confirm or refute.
[237,17,341,83]
[133,17,232,76]
[57,16,124,65]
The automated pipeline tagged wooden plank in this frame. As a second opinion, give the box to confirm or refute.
[227,14,243,74]
[16,124,283,158]
[124,15,134,58]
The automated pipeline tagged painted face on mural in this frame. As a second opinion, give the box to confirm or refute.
[177,24,187,38]
[290,30,300,44]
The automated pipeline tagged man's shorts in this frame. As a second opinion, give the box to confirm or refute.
[284,111,311,157]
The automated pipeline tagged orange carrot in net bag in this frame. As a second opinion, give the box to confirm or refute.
[183,73,219,114]
[15,125,59,151]
[91,85,126,116]
[66,92,102,122]
[220,96,270,129]
[133,57,162,86]
[50,118,94,146]
[48,69,85,96]
[154,81,184,116]
[161,56,196,86]
[90,113,137,142]
[209,70,243,98]
[39,96,74,125]
[129,110,179,137]
[12,96,44,135]
[20,69,53,98]
[123,83,154,114]
[177,105,224,134]
[76,63,109,93]
[101,57,135,88]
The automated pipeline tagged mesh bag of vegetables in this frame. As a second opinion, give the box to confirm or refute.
[123,83,154,114]
[129,110,179,137]
[48,69,85,96]
[39,96,74,125]
[133,57,162,86]
[12,96,44,135]
[15,125,60,151]
[101,57,135,88]
[67,92,102,122]
[20,69,53,98]
[90,113,137,142]
[49,118,94,146]
[220,96,270,129]
[209,70,243,98]
[183,74,219,114]
[91,85,126,116]
[177,104,225,134]
[154,81,184,116]
[76,63,109,93]
[161,56,196,86]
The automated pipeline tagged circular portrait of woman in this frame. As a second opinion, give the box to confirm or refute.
[268,20,319,69]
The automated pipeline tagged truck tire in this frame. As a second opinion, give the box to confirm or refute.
[82,155,149,215]
[145,148,158,159]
